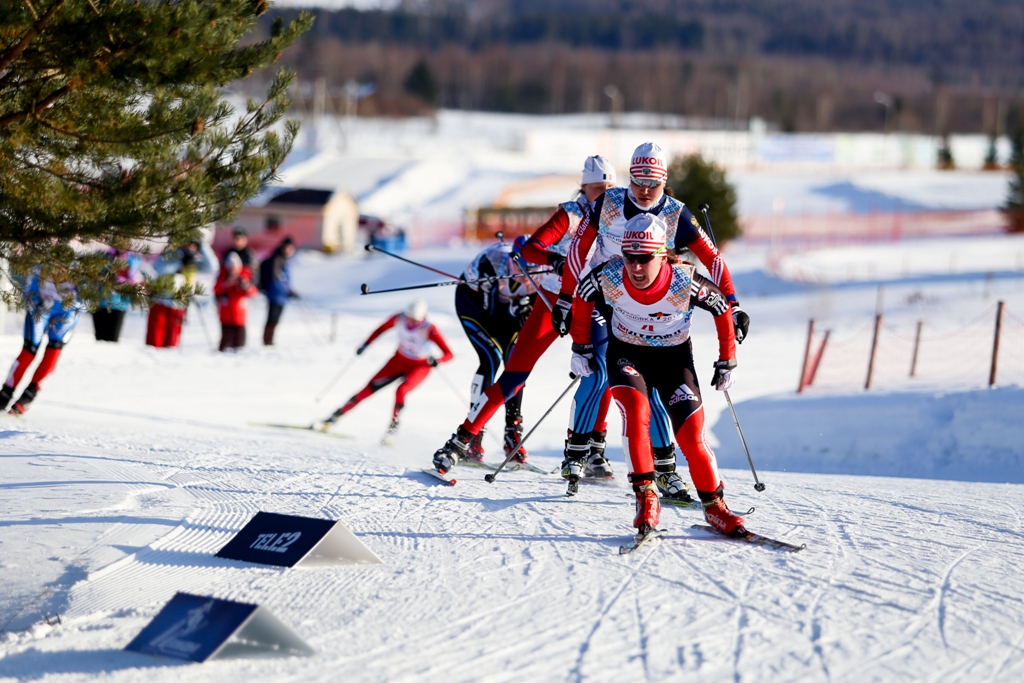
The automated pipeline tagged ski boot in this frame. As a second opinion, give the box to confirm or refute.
[9,383,37,416]
[314,410,341,432]
[560,431,590,495]
[464,428,486,464]
[504,418,528,464]
[698,484,746,536]
[631,474,661,534]
[654,445,694,504]
[381,417,400,445]
[432,425,473,474]
[0,384,13,412]
[583,430,614,479]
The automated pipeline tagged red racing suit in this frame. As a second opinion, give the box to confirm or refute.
[335,313,454,420]
[571,255,736,496]
[460,198,613,435]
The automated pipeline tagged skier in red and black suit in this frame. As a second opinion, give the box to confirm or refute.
[552,141,749,502]
[455,236,539,461]
[317,299,454,439]
[431,156,616,474]
[569,213,745,537]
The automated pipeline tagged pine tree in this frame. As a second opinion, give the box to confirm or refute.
[1005,126,1024,233]
[666,154,741,245]
[0,0,313,307]
[403,58,438,105]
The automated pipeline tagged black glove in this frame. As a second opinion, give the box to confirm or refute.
[288,290,300,300]
[356,343,368,355]
[570,342,596,377]
[711,358,738,390]
[549,255,566,277]
[732,303,750,344]
[426,357,439,367]
[551,293,573,337]
[512,296,533,327]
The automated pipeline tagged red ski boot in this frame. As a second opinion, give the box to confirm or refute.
[504,419,528,463]
[465,428,486,463]
[699,484,746,536]
[632,479,661,532]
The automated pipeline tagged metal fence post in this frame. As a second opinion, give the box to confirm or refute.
[798,318,815,393]
[865,314,882,390]
[989,301,1004,387]
[909,320,923,377]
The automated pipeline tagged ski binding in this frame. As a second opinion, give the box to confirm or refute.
[619,527,667,554]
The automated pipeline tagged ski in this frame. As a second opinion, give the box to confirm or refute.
[249,422,354,440]
[661,496,703,510]
[619,528,667,555]
[690,524,805,552]
[579,475,616,486]
[461,459,551,475]
[420,468,457,486]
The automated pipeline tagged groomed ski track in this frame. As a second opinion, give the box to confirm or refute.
[2,244,1024,682]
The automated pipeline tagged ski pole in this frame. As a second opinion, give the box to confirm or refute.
[315,354,359,403]
[510,252,554,313]
[193,299,216,351]
[698,203,718,247]
[485,373,580,483]
[723,389,765,492]
[360,270,553,296]
[432,364,470,408]
[365,244,460,281]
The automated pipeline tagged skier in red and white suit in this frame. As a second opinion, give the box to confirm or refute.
[318,299,454,436]
[553,141,749,502]
[569,213,746,536]
[430,156,616,474]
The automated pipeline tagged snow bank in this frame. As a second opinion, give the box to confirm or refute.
[714,386,1024,483]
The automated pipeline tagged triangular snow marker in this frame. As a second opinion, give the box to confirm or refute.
[215,511,382,568]
[126,592,314,662]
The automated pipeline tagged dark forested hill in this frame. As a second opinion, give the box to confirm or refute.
[260,0,1024,132]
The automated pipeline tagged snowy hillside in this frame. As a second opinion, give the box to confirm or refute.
[2,241,1023,681]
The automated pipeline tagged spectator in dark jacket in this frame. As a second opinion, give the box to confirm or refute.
[259,237,297,345]
[223,228,257,276]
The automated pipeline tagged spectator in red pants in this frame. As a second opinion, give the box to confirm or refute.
[315,299,453,440]
[147,241,217,348]
[214,253,257,351]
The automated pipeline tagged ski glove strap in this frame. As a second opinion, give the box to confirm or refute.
[552,293,573,337]
[732,304,750,344]
[711,358,737,392]
[570,342,596,377]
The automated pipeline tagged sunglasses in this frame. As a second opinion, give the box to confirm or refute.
[630,177,663,189]
[622,252,658,264]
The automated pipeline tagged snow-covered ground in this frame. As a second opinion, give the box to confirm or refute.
[2,238,1024,681]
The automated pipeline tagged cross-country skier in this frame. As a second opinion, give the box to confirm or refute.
[430,156,616,474]
[552,141,749,502]
[456,236,539,461]
[0,269,82,415]
[569,213,745,538]
[316,299,454,439]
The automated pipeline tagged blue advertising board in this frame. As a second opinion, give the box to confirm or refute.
[125,593,256,663]
[215,512,335,568]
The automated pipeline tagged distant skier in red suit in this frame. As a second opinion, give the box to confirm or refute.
[316,298,454,439]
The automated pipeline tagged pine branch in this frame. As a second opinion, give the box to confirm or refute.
[0,0,68,75]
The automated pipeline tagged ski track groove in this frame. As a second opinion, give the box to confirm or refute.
[934,546,977,651]
[568,543,659,682]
